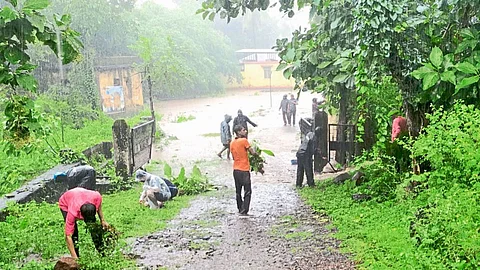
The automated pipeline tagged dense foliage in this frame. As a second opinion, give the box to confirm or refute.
[301,103,480,268]
[0,0,81,146]
[131,1,240,99]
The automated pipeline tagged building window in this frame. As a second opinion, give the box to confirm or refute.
[263,66,272,79]
[114,78,121,86]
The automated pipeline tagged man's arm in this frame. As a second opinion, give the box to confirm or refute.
[97,203,108,228]
[246,117,257,127]
[64,214,78,258]
[65,235,77,259]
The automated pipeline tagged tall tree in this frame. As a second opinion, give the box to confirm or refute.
[0,0,81,146]
[132,1,240,98]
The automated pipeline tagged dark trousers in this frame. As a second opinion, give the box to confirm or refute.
[296,154,314,187]
[288,111,296,126]
[61,210,105,257]
[233,170,252,214]
[282,111,288,125]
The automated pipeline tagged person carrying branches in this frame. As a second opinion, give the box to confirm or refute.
[230,124,258,216]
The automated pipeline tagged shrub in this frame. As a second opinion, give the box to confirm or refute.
[413,103,480,189]
[353,147,405,201]
[163,163,214,195]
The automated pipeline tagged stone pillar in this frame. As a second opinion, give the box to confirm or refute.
[112,119,132,178]
[314,111,328,173]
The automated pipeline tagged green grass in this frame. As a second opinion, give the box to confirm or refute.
[201,133,220,137]
[0,184,193,269]
[0,109,159,197]
[298,178,450,269]
[284,231,313,240]
[173,114,195,123]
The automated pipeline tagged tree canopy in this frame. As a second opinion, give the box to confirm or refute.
[0,0,82,146]
[199,0,480,142]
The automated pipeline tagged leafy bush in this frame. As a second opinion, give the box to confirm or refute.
[413,103,480,189]
[297,103,480,269]
[163,163,214,195]
[352,145,406,201]
[412,185,480,268]
[248,140,274,175]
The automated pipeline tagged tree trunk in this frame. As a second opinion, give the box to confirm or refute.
[336,84,348,164]
[147,67,156,146]
[386,47,426,138]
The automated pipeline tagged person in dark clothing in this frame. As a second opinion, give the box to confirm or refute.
[296,129,316,187]
[162,178,178,199]
[54,165,97,190]
[279,94,290,125]
[288,94,298,126]
[232,109,257,138]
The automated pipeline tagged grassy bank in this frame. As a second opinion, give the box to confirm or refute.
[0,109,157,197]
[0,185,193,270]
[299,179,477,269]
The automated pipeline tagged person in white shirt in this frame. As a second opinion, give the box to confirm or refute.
[136,170,171,209]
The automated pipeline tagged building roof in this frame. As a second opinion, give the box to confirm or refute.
[235,49,278,54]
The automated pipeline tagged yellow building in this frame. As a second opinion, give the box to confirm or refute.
[227,49,295,90]
[95,57,144,113]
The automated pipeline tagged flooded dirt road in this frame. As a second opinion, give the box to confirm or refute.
[129,90,354,269]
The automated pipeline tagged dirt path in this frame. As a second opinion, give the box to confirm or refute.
[129,90,354,269]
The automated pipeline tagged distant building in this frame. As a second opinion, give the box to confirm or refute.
[226,49,294,90]
[35,56,144,114]
[95,56,144,113]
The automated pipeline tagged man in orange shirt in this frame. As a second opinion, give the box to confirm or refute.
[230,125,257,215]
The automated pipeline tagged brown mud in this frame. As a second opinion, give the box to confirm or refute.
[128,90,354,269]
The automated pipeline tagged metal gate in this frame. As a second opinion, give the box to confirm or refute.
[130,120,155,174]
[328,124,356,165]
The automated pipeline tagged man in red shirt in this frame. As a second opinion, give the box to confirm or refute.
[391,115,408,142]
[230,125,257,215]
[58,187,109,258]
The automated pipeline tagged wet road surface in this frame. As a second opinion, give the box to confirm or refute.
[129,90,354,269]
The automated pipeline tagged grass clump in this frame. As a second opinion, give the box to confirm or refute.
[173,114,195,123]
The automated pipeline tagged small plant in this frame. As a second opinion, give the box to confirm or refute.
[249,140,274,175]
[59,148,84,164]
[201,133,220,137]
[164,163,214,195]
[173,114,196,123]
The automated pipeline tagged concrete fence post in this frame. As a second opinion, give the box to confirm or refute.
[314,111,328,172]
[112,119,132,178]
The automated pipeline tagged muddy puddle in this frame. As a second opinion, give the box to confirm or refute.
[128,90,353,269]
